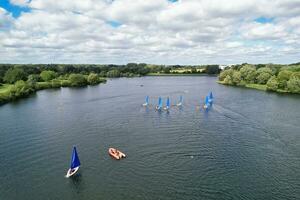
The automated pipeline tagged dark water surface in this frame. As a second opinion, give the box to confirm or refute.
[0,76,299,200]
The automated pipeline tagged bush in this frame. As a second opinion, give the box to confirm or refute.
[40,70,57,81]
[256,67,273,84]
[51,80,62,88]
[224,75,233,85]
[266,76,279,91]
[277,70,292,89]
[68,74,87,87]
[232,71,241,85]
[106,70,120,78]
[61,80,71,87]
[287,72,300,94]
[240,65,256,83]
[4,68,27,84]
[219,69,234,81]
[9,80,35,100]
[27,74,40,83]
[87,73,99,85]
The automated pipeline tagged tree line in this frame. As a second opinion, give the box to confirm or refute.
[0,63,220,105]
[219,63,300,94]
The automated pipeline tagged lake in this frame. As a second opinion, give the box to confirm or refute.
[0,76,299,200]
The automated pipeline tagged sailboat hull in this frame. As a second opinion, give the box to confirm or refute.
[65,167,79,178]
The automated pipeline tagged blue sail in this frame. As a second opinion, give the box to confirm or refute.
[209,92,213,99]
[145,96,149,104]
[166,97,170,108]
[179,95,183,103]
[70,146,80,169]
[158,97,162,109]
[205,96,209,106]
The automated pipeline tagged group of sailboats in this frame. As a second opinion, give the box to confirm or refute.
[143,96,183,111]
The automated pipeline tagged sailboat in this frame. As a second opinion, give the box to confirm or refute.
[177,95,183,106]
[66,146,81,178]
[203,96,210,109]
[156,97,162,110]
[208,92,213,104]
[164,97,170,110]
[142,96,149,106]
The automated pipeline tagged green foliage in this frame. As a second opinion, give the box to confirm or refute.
[106,69,120,78]
[219,64,300,94]
[205,65,220,74]
[224,75,233,85]
[286,72,300,94]
[256,67,273,84]
[9,80,35,100]
[27,74,40,82]
[219,69,234,81]
[4,68,27,84]
[68,74,87,87]
[87,73,99,85]
[240,65,256,83]
[266,76,279,91]
[40,70,57,81]
[277,70,292,89]
[232,71,242,85]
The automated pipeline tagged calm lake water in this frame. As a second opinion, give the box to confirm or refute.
[0,76,300,200]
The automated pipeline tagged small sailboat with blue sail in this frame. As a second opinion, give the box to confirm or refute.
[142,96,149,106]
[156,97,163,111]
[203,96,210,109]
[208,92,213,104]
[66,146,81,178]
[177,95,183,106]
[164,97,170,110]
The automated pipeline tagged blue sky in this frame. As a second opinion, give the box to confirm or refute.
[0,0,300,64]
[0,0,30,18]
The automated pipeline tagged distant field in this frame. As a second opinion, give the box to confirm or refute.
[170,68,205,73]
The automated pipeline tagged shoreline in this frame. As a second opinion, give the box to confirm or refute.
[147,73,218,76]
[217,81,296,95]
[0,79,107,106]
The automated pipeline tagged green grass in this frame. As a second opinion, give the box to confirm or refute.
[0,84,12,94]
[245,84,267,91]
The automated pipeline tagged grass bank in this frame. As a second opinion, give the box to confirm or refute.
[217,81,292,94]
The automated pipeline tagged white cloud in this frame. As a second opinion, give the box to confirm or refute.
[0,0,300,64]
[9,0,30,7]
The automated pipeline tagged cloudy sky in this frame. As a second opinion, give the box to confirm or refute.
[0,0,300,65]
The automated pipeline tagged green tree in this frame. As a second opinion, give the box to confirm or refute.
[287,72,300,94]
[9,80,35,99]
[40,70,57,81]
[205,65,220,74]
[68,74,87,87]
[87,73,99,85]
[3,68,27,84]
[240,65,256,83]
[224,75,233,85]
[266,76,279,91]
[27,74,40,83]
[219,69,234,81]
[256,67,273,84]
[232,71,241,85]
[106,69,120,78]
[277,70,292,89]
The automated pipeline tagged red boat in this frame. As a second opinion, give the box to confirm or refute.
[108,148,126,160]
